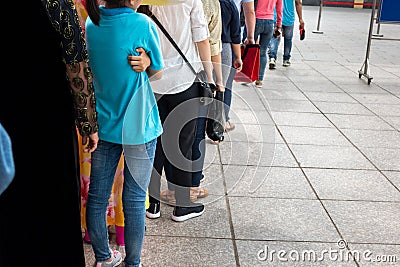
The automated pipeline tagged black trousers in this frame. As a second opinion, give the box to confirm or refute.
[148,81,201,206]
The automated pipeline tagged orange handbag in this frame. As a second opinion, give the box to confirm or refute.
[234,44,260,83]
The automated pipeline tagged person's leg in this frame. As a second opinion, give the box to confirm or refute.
[268,36,280,61]
[258,20,275,81]
[192,104,207,187]
[122,138,157,267]
[147,95,169,206]
[86,140,123,263]
[282,25,294,61]
[221,43,233,123]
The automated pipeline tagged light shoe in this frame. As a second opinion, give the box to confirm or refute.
[94,250,122,267]
[283,60,291,67]
[269,58,276,69]
[146,202,160,219]
[255,80,263,88]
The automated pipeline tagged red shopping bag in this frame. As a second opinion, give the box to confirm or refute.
[234,44,260,83]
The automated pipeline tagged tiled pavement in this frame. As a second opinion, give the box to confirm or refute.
[84,6,400,267]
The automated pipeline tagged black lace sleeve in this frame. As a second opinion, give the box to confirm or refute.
[42,0,98,136]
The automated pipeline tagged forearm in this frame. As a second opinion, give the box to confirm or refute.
[66,61,99,136]
[243,2,256,42]
[196,39,214,83]
[295,0,304,27]
[146,69,163,81]
[211,53,223,87]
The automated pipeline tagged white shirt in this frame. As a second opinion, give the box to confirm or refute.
[149,1,210,94]
[234,0,254,14]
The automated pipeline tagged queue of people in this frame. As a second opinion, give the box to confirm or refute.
[0,0,304,266]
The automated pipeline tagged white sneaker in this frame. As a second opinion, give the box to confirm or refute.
[255,80,263,88]
[283,60,291,67]
[269,58,276,69]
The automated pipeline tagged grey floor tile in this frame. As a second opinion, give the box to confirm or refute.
[236,240,358,266]
[341,129,400,148]
[279,126,352,146]
[260,89,309,101]
[326,114,395,130]
[229,197,341,242]
[349,243,400,266]
[358,147,400,171]
[145,199,231,239]
[303,169,400,201]
[338,83,389,94]
[220,142,298,168]
[289,144,375,170]
[363,103,400,116]
[224,166,316,199]
[313,101,375,115]
[141,236,236,267]
[349,93,400,105]
[229,109,274,125]
[382,171,400,191]
[322,200,400,244]
[296,81,343,93]
[267,100,320,113]
[382,116,400,131]
[304,92,358,103]
[223,123,278,144]
[272,112,333,128]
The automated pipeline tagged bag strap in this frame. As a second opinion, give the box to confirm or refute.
[145,7,198,76]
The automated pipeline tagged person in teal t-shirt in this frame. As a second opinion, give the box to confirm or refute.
[84,0,164,266]
[268,0,304,68]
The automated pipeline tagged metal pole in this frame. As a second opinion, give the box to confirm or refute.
[312,0,324,34]
[358,0,377,84]
[373,22,383,37]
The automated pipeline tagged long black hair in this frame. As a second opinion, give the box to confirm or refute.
[86,0,125,26]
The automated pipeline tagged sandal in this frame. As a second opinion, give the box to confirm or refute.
[190,187,209,199]
[225,121,235,132]
[160,189,176,206]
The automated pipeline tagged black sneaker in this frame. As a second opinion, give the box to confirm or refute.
[171,203,205,222]
[146,202,160,219]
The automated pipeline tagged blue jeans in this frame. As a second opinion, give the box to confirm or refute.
[222,42,235,122]
[254,18,275,81]
[268,24,294,61]
[86,139,156,267]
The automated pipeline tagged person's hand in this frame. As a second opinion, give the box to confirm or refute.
[299,19,305,30]
[244,37,255,45]
[127,47,151,72]
[233,57,243,72]
[82,132,99,153]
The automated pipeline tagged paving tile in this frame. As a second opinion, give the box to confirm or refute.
[362,103,400,116]
[326,114,395,130]
[341,129,400,148]
[267,100,320,113]
[279,126,352,146]
[349,93,400,105]
[236,240,358,266]
[229,109,274,125]
[220,142,298,168]
[223,123,278,144]
[382,171,400,191]
[304,92,358,103]
[224,166,316,199]
[322,200,400,244]
[303,169,400,201]
[313,101,375,115]
[272,112,333,128]
[338,83,389,94]
[229,197,340,242]
[358,147,400,171]
[289,144,375,170]
[382,116,400,131]
[260,89,309,101]
[145,199,231,239]
[141,236,236,267]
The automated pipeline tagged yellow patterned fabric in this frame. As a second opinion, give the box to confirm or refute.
[201,0,223,56]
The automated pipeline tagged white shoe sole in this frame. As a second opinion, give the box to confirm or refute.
[171,209,205,222]
[146,211,160,219]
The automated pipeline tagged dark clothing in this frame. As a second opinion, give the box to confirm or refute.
[0,1,92,266]
[220,0,242,44]
[148,82,201,206]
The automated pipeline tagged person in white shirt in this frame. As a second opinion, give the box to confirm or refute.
[142,1,215,222]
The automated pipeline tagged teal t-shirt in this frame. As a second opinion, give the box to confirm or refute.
[86,7,163,145]
[274,0,295,26]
